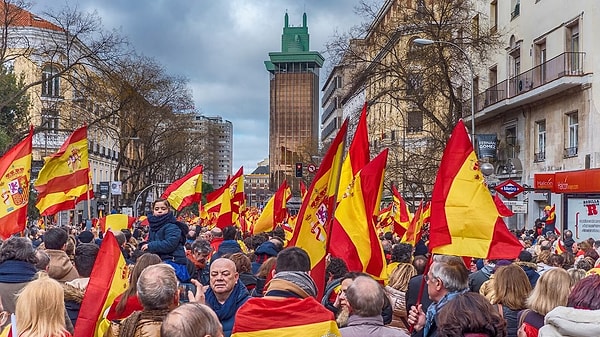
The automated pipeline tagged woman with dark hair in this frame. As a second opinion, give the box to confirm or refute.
[437,292,507,337]
[539,274,600,336]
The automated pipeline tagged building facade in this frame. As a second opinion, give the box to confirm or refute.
[472,0,599,231]
[192,115,233,188]
[244,159,271,208]
[265,13,324,192]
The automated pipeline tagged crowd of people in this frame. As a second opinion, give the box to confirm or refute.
[2,199,600,337]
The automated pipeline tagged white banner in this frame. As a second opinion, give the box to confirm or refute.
[110,181,122,195]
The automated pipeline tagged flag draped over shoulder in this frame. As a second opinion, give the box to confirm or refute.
[330,150,388,279]
[161,164,203,211]
[74,231,129,337]
[232,296,340,337]
[428,120,522,259]
[99,214,136,233]
[252,180,291,234]
[288,120,348,299]
[337,101,369,203]
[35,126,91,216]
[0,127,32,238]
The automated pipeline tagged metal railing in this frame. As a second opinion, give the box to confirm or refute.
[564,147,578,158]
[534,152,546,162]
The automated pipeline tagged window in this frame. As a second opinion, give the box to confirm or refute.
[472,14,480,39]
[407,111,423,133]
[41,65,60,97]
[490,0,498,33]
[511,0,520,19]
[535,120,546,161]
[567,22,580,73]
[406,73,423,96]
[535,41,547,83]
[565,112,578,158]
[41,109,59,133]
[505,125,517,159]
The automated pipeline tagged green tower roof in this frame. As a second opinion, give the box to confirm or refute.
[265,12,324,72]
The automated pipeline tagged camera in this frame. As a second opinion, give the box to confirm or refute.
[178,283,196,303]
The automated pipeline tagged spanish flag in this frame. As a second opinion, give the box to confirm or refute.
[161,164,203,211]
[74,231,129,337]
[202,179,230,214]
[252,180,291,234]
[428,120,522,259]
[402,200,425,246]
[392,184,412,238]
[232,296,341,337]
[230,167,245,213]
[35,125,91,216]
[216,182,233,229]
[0,126,32,238]
[337,101,369,203]
[330,150,388,280]
[98,214,136,233]
[288,120,347,299]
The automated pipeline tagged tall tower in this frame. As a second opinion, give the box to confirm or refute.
[265,13,324,192]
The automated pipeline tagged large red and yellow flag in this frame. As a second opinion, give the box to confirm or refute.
[252,180,291,234]
[402,200,424,246]
[230,167,245,213]
[337,101,369,203]
[98,214,136,233]
[288,119,348,299]
[428,120,522,259]
[232,296,340,337]
[392,184,412,238]
[202,181,229,215]
[0,127,33,238]
[161,164,203,211]
[330,149,388,280]
[74,231,129,337]
[216,183,233,229]
[35,126,91,216]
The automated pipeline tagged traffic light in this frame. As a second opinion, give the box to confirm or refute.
[295,162,303,178]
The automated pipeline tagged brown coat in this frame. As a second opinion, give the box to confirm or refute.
[105,310,169,337]
[45,249,79,282]
[385,285,409,333]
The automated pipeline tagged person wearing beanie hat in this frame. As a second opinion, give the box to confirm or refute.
[231,247,341,336]
[77,231,94,244]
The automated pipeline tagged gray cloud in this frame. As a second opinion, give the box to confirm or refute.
[32,0,362,173]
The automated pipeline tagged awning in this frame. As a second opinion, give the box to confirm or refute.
[534,168,600,193]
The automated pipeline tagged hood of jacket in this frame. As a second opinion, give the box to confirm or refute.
[255,242,279,257]
[64,282,86,303]
[217,240,241,254]
[539,306,600,337]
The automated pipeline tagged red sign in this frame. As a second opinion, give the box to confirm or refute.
[307,164,317,173]
[495,179,524,198]
[533,173,555,191]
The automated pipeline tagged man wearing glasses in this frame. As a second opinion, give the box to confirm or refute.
[407,255,469,337]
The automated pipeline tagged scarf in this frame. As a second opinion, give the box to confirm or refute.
[424,289,468,336]
[0,260,37,283]
[205,281,249,321]
[147,212,177,231]
[270,271,317,298]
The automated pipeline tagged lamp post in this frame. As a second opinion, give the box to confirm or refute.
[108,136,140,214]
[134,183,170,218]
[412,38,476,148]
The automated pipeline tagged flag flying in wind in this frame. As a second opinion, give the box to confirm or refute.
[0,126,33,238]
[337,101,369,203]
[98,214,136,233]
[230,167,245,213]
[35,125,91,216]
[216,182,233,229]
[493,193,514,217]
[161,164,203,211]
[330,149,388,280]
[74,231,129,337]
[288,119,348,299]
[392,184,412,238]
[428,120,522,259]
[402,200,425,246]
[252,180,291,234]
[202,181,229,215]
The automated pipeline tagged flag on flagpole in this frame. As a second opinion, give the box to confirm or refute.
[288,120,348,299]
[216,183,233,229]
[161,164,203,211]
[35,125,91,216]
[252,180,291,234]
[392,184,412,238]
[230,167,245,213]
[428,120,522,259]
[98,214,136,233]
[337,101,369,203]
[402,200,425,246]
[74,231,129,337]
[330,149,388,280]
[0,126,33,238]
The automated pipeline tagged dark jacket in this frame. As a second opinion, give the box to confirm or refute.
[64,283,85,327]
[0,260,37,313]
[147,213,187,265]
[205,281,250,337]
[250,242,279,274]
[211,240,242,261]
[468,264,494,293]
[518,262,540,288]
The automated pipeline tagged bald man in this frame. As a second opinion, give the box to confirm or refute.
[204,258,250,337]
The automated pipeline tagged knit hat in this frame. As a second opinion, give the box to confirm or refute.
[272,271,317,298]
[78,231,94,244]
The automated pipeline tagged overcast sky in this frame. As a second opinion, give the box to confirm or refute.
[31,0,368,173]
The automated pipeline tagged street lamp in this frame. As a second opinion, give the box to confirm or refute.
[108,136,140,213]
[133,183,170,218]
[412,38,476,148]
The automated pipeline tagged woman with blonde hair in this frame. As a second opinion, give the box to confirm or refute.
[385,263,417,332]
[15,275,71,337]
[492,263,532,337]
[518,268,570,337]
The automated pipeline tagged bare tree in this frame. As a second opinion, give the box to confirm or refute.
[326,0,503,198]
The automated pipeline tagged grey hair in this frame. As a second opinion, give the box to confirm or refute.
[137,263,178,310]
[345,276,384,317]
[191,239,212,254]
[430,255,469,292]
[0,237,37,264]
[161,303,222,337]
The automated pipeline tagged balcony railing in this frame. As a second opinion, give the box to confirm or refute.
[471,52,585,115]
[564,146,578,158]
[534,152,545,162]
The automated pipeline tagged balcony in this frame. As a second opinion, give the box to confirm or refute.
[468,52,588,119]
[564,146,578,158]
[32,131,69,150]
[534,152,545,162]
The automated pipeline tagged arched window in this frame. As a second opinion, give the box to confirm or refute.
[41,65,60,97]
